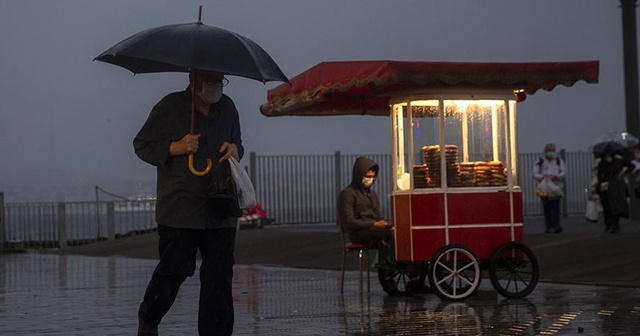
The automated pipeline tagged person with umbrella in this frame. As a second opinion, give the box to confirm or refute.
[94,9,288,335]
[631,144,640,199]
[133,70,241,335]
[595,144,635,233]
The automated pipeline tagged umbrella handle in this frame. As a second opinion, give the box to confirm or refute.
[188,154,213,176]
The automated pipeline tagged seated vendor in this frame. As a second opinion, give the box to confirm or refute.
[337,156,393,264]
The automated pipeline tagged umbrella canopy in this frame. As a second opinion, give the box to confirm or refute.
[94,21,288,83]
[95,8,288,176]
[260,60,599,117]
[591,132,639,158]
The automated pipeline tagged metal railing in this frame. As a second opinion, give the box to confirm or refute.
[1,151,597,249]
[251,151,595,224]
[0,200,156,249]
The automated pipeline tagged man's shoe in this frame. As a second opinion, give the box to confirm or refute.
[554,227,563,233]
[138,317,158,336]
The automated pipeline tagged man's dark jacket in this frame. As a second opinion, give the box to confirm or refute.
[133,87,244,229]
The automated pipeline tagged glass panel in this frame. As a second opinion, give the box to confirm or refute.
[411,100,441,189]
[392,103,410,190]
[394,97,517,190]
[442,100,508,188]
[509,100,519,186]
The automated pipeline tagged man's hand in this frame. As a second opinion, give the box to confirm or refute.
[170,134,200,156]
[546,174,558,181]
[374,220,390,228]
[219,142,239,162]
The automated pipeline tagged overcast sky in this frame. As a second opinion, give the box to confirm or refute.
[0,0,634,198]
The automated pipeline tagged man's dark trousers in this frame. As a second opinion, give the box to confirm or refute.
[138,225,236,336]
[542,197,562,231]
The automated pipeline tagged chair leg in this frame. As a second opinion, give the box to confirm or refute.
[366,250,370,292]
[358,249,364,295]
[340,249,346,293]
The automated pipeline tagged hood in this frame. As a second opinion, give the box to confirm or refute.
[350,156,379,188]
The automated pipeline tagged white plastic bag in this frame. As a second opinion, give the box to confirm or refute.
[585,196,599,223]
[228,157,257,210]
[535,177,564,198]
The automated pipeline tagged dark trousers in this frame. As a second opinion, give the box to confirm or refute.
[350,226,394,260]
[542,197,562,230]
[599,192,620,232]
[349,226,393,248]
[139,225,236,336]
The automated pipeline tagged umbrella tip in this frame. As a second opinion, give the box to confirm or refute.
[198,5,203,23]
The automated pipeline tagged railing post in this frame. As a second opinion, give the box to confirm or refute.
[107,201,115,241]
[560,149,568,217]
[250,151,257,192]
[335,151,342,201]
[0,192,5,250]
[57,203,67,249]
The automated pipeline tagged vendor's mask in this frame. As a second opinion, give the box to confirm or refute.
[362,177,375,188]
[605,156,613,163]
[199,82,223,104]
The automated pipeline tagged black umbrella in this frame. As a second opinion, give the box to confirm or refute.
[94,8,288,82]
[591,131,639,159]
[94,7,288,175]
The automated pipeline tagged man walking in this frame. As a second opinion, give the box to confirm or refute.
[134,70,242,336]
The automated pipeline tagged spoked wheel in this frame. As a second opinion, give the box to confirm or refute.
[428,244,481,301]
[377,262,422,296]
[489,242,539,298]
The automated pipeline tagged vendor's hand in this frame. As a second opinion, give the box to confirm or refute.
[219,142,239,162]
[546,174,558,181]
[374,220,390,228]
[170,134,200,156]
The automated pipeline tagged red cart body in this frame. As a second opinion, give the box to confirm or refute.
[393,191,523,262]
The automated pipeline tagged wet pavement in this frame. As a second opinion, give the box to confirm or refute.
[1,252,640,335]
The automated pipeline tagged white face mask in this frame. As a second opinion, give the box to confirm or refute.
[198,83,223,104]
[362,177,375,188]
[605,156,613,163]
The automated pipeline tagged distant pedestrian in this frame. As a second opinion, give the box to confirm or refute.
[533,143,567,233]
[631,144,640,199]
[595,144,634,233]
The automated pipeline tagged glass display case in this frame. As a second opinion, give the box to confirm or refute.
[391,91,519,192]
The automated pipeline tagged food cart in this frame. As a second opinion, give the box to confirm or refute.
[261,60,599,300]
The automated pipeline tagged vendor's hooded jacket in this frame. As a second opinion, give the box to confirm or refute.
[337,157,384,240]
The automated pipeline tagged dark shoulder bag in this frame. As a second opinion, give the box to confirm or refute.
[207,160,242,218]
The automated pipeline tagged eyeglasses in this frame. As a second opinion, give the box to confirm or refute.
[203,77,229,87]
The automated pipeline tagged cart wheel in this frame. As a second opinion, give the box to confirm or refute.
[428,244,481,301]
[377,262,422,296]
[489,242,539,299]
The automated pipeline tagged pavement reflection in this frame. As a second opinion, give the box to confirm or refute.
[1,253,639,335]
